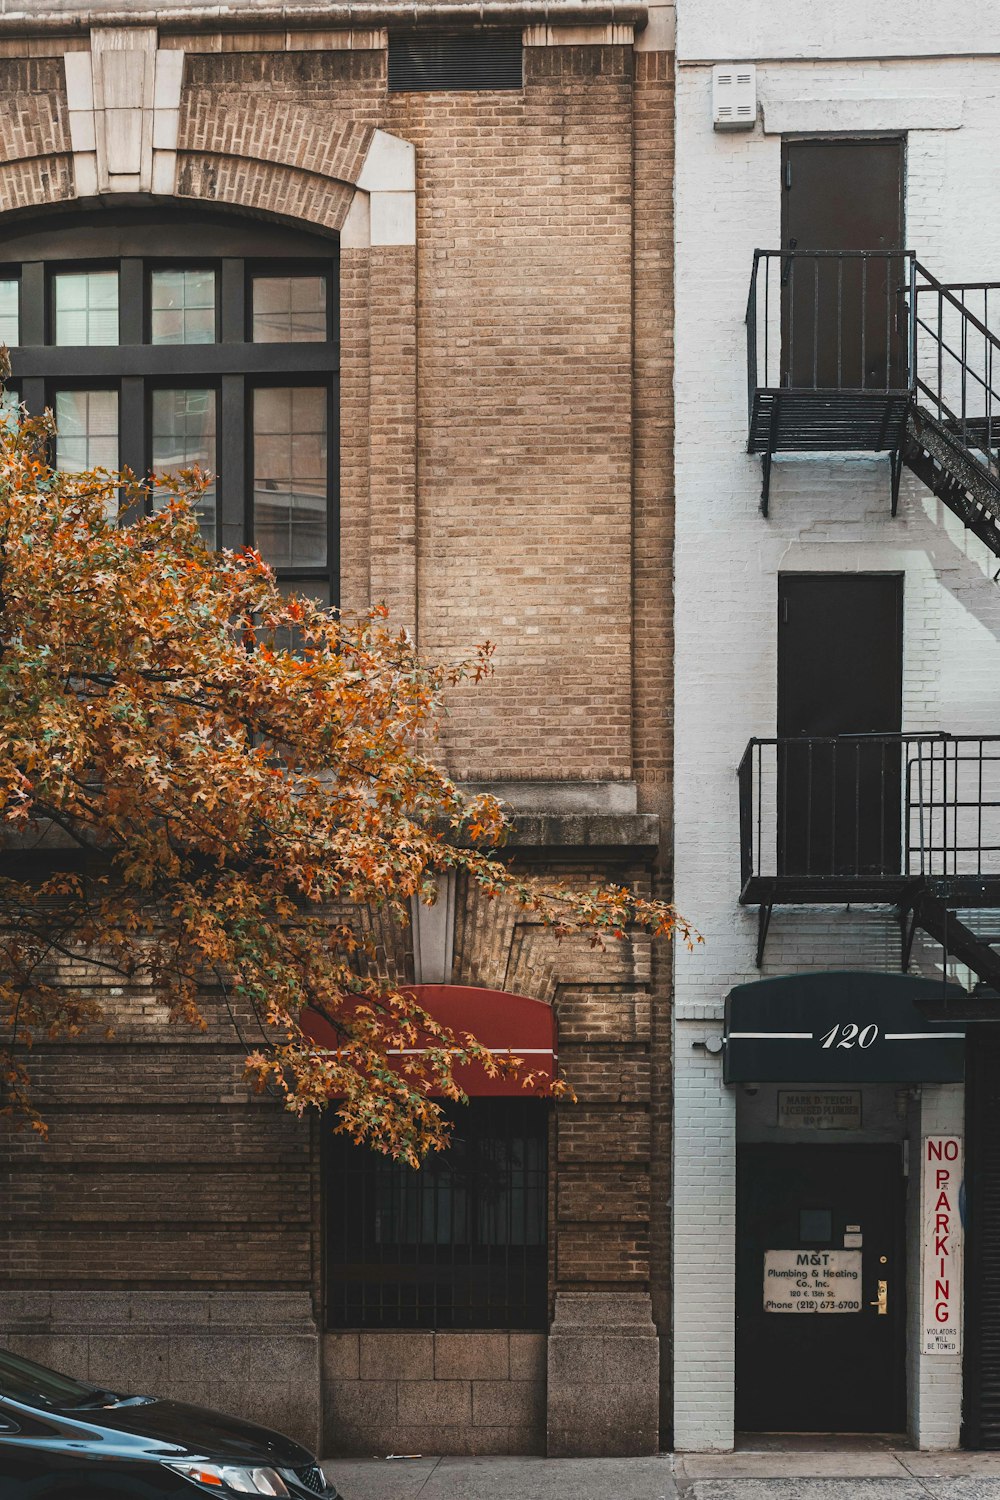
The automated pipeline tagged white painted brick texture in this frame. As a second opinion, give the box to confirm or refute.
[673,40,1000,1451]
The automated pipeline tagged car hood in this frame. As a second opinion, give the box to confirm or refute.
[59,1397,315,1467]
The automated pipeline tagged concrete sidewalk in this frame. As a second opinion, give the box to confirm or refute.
[322,1442,1000,1500]
[323,1454,677,1500]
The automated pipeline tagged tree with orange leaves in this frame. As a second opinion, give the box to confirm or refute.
[0,395,694,1162]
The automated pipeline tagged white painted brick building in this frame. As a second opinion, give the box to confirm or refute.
[672,0,1000,1452]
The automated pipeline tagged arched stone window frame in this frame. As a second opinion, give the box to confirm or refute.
[0,26,420,630]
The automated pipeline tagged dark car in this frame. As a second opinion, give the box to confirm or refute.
[0,1345,341,1499]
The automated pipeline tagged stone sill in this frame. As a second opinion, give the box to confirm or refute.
[505,813,660,850]
[458,779,639,815]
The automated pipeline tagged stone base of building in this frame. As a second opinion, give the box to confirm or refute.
[546,1292,660,1457]
[322,1331,546,1456]
[0,1291,321,1453]
[1,1294,664,1458]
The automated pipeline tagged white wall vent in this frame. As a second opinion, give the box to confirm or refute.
[712,64,757,131]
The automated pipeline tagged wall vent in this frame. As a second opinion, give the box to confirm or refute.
[712,63,757,131]
[388,29,523,93]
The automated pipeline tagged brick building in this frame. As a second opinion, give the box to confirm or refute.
[0,0,677,1461]
[672,0,1000,1453]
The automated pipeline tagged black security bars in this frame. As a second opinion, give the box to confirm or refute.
[324,1098,548,1331]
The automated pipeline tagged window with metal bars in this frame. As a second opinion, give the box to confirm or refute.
[0,208,340,610]
[388,29,523,93]
[325,1098,548,1330]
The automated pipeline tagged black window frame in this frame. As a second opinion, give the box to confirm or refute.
[324,1097,549,1332]
[2,211,340,609]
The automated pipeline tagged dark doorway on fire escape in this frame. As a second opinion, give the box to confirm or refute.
[777,575,903,878]
[781,138,905,389]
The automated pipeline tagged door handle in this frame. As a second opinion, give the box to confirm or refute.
[869,1279,888,1315]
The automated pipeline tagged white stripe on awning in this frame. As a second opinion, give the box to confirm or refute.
[728,1031,813,1040]
[883,1032,965,1040]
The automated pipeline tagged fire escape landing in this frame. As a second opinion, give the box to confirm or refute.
[738,736,1000,998]
[747,250,1000,547]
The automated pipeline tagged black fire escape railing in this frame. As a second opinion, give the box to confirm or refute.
[746,250,1000,547]
[913,272,1000,460]
[909,268,1000,551]
[747,249,917,407]
[747,250,916,512]
[739,734,1000,984]
[738,734,1000,898]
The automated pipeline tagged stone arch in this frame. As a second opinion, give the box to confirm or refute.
[0,30,418,632]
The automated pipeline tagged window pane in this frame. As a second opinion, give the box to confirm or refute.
[54,390,118,473]
[252,276,326,342]
[150,269,216,345]
[0,280,19,346]
[253,386,327,567]
[151,388,217,546]
[799,1209,832,1244]
[54,272,118,346]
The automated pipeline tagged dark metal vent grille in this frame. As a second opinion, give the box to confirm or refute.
[324,1098,548,1330]
[388,30,523,92]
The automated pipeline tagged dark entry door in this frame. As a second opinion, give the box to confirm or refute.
[777,574,903,879]
[781,139,906,389]
[736,1144,906,1432]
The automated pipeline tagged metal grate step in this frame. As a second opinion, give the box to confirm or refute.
[749,388,911,454]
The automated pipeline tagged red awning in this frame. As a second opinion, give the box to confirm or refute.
[302,983,556,1096]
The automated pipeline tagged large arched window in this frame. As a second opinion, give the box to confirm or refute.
[1,208,339,606]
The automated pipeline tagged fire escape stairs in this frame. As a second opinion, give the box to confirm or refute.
[901,889,1000,994]
[903,404,1000,560]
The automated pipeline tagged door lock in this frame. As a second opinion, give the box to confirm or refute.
[870,1279,888,1315]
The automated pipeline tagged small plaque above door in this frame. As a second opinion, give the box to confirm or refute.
[777,1090,862,1130]
[763,1249,863,1313]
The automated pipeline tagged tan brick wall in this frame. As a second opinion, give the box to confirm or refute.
[0,17,676,1457]
[389,46,637,781]
[0,36,671,790]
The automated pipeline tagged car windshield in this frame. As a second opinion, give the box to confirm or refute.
[0,1347,111,1408]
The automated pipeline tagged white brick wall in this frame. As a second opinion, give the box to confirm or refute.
[672,1024,736,1450]
[672,22,1000,1450]
[679,0,1000,61]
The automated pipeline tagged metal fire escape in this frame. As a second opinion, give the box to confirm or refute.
[747,251,1000,549]
[738,735,1000,1002]
[742,252,1000,998]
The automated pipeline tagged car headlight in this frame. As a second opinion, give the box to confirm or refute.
[164,1462,291,1496]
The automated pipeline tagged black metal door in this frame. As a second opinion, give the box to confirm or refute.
[781,139,906,389]
[736,1144,906,1432]
[963,1030,1000,1448]
[777,574,903,878]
